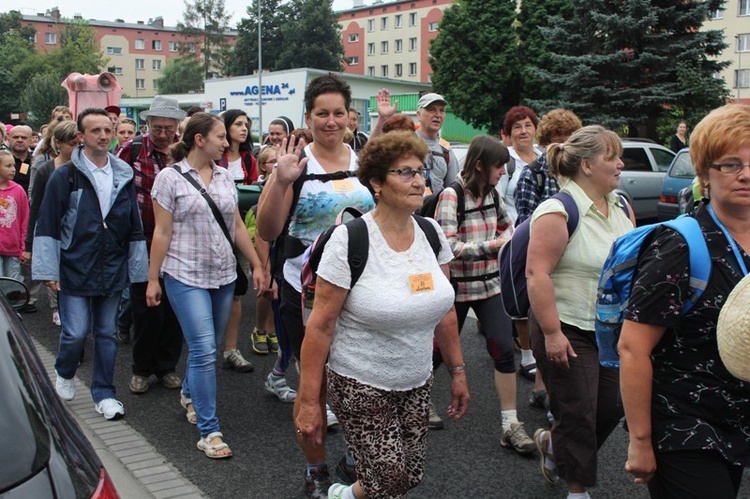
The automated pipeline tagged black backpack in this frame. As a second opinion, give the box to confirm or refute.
[416,180,500,228]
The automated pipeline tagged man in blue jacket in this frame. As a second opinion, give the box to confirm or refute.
[33,108,148,420]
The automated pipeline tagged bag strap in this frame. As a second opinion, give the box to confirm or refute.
[412,214,441,259]
[528,158,546,198]
[663,215,710,313]
[551,191,580,237]
[172,165,235,251]
[345,217,369,288]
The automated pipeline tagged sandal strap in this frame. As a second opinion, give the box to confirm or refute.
[206,431,223,440]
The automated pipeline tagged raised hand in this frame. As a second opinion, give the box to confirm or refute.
[273,134,309,186]
[376,88,398,120]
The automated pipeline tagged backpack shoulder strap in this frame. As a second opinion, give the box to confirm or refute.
[345,217,370,288]
[551,191,580,237]
[491,188,500,217]
[616,193,631,220]
[448,181,466,227]
[663,216,710,313]
[412,214,441,259]
[528,158,545,197]
[128,135,143,165]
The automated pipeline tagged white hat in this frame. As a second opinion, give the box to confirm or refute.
[139,95,187,121]
[417,93,447,109]
[717,272,750,382]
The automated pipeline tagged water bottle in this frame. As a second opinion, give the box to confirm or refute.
[595,291,622,368]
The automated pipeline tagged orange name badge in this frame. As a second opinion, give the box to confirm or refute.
[331,179,355,191]
[409,273,434,294]
[19,163,29,175]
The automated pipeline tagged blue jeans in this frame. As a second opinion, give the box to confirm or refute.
[117,285,132,331]
[0,255,22,282]
[164,275,235,437]
[56,291,121,403]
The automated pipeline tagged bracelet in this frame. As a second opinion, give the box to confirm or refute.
[446,364,465,373]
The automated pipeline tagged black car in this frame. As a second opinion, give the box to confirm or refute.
[0,278,119,498]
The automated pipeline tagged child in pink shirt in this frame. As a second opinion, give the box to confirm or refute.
[0,150,29,282]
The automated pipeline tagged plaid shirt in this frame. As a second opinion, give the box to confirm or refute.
[117,134,171,249]
[436,179,512,302]
[514,152,561,225]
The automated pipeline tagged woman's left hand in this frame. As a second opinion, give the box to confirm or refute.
[446,372,469,420]
[295,402,325,445]
[252,266,267,295]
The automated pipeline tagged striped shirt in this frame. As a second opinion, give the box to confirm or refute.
[151,158,238,289]
[436,178,512,302]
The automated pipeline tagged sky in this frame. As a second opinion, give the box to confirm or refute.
[9,0,355,28]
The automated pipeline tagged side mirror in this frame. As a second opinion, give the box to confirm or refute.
[0,278,30,310]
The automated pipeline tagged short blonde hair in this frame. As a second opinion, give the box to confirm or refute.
[691,104,750,185]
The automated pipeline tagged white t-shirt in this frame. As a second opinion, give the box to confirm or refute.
[82,153,113,217]
[496,145,542,223]
[317,212,455,391]
[227,157,245,182]
[283,144,375,292]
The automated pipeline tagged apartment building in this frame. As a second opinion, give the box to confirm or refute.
[21,7,236,98]
[337,0,453,84]
[706,0,750,104]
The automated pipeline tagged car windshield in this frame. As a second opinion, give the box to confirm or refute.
[670,152,694,178]
[0,300,52,491]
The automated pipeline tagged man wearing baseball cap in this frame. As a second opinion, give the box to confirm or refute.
[416,93,459,193]
[117,96,186,395]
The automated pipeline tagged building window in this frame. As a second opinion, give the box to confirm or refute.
[169,41,178,52]
[409,12,417,26]
[44,32,57,44]
[736,69,750,88]
[395,39,403,53]
[106,46,122,55]
[153,79,159,89]
[348,55,359,65]
[409,37,417,51]
[741,0,750,15]
[381,65,388,77]
[152,40,162,50]
[368,43,375,56]
[409,62,417,76]
[709,9,724,19]
[348,33,359,43]
[153,59,162,70]
[135,38,145,50]
[428,22,439,32]
[368,19,375,32]
[381,41,388,54]
[395,63,403,77]
[136,78,145,90]
[107,66,123,75]
[135,59,145,70]
[368,66,375,77]
[395,14,403,28]
[184,42,196,52]
[381,17,388,30]
[738,34,750,52]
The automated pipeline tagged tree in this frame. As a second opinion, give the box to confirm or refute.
[178,0,233,78]
[429,0,521,133]
[0,11,37,121]
[227,0,290,76]
[526,0,729,137]
[275,0,344,71]
[156,56,205,94]
[516,0,573,106]
[20,73,68,129]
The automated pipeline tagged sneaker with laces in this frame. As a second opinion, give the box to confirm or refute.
[223,349,254,372]
[328,483,350,499]
[52,309,61,327]
[251,328,269,354]
[95,398,125,420]
[55,370,76,400]
[428,401,444,430]
[335,456,357,485]
[501,422,536,454]
[304,466,332,499]
[267,330,279,353]
[529,389,548,409]
[326,405,339,429]
[265,372,297,402]
[534,428,559,483]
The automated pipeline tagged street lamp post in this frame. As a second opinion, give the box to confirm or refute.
[258,0,263,142]
[737,34,742,102]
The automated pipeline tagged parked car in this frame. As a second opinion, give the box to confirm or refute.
[657,147,694,221]
[449,142,469,169]
[616,139,676,221]
[0,277,119,498]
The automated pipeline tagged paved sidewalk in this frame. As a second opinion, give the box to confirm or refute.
[32,338,205,499]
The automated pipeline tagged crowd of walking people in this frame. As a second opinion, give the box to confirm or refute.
[1,72,748,499]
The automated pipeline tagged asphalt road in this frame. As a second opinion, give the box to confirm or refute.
[24,290,750,498]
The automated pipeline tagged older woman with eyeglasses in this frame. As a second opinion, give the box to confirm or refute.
[296,131,469,499]
[620,104,750,499]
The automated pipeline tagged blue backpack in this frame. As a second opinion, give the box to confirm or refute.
[595,216,710,368]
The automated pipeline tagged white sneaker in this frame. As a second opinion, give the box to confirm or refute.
[326,404,339,429]
[95,398,125,420]
[52,309,61,327]
[55,370,76,400]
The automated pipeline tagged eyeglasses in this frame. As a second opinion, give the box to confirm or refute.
[150,126,176,135]
[710,162,750,174]
[388,168,425,180]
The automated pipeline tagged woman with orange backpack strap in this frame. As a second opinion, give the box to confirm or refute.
[433,134,535,453]
[526,125,636,498]
[620,104,750,499]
